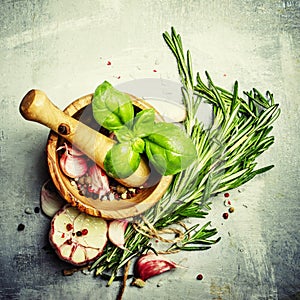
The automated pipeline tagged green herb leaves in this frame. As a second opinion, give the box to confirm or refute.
[92,81,134,131]
[92,81,197,179]
[90,27,280,287]
[145,123,197,175]
[167,222,220,252]
[132,109,155,138]
[104,143,141,179]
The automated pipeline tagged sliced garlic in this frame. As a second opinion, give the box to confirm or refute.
[108,219,129,250]
[49,205,108,266]
[40,179,65,217]
[143,97,186,123]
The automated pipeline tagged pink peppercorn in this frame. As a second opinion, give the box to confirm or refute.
[196,274,203,280]
[66,223,73,231]
[223,212,229,219]
[81,229,88,236]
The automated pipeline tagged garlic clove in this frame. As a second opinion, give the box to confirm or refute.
[143,98,186,123]
[67,144,85,156]
[49,205,108,266]
[40,179,65,217]
[108,219,129,250]
[133,252,178,284]
[87,164,110,197]
[57,142,84,156]
[59,151,88,178]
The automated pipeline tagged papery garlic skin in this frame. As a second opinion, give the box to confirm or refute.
[135,253,177,282]
[66,144,85,156]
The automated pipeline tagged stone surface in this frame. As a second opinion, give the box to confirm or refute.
[1,1,299,299]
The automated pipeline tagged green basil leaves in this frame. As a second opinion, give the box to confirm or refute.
[92,81,197,179]
[92,81,134,131]
[145,123,197,175]
[132,109,155,137]
[104,143,141,179]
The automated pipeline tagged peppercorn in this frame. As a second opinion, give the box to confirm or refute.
[116,185,127,194]
[81,229,88,236]
[66,223,73,231]
[17,223,25,231]
[66,238,72,245]
[78,177,85,185]
[34,207,40,213]
[196,273,203,280]
[76,231,83,237]
[222,212,229,219]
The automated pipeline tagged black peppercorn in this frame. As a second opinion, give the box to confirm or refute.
[17,223,25,231]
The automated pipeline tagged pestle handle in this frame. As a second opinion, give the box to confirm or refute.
[19,89,150,187]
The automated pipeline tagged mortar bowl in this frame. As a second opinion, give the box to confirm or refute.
[46,93,173,220]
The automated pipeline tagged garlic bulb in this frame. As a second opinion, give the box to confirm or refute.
[57,142,84,156]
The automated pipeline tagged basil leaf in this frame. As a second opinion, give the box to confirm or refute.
[132,109,155,137]
[104,143,140,179]
[145,123,197,175]
[115,126,134,143]
[92,81,134,131]
[132,137,145,153]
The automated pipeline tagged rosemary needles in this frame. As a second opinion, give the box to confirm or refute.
[90,27,280,286]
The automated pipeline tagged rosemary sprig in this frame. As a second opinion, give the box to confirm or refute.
[167,222,221,252]
[156,27,280,226]
[90,27,280,285]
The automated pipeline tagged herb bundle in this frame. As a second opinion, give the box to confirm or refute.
[90,27,280,285]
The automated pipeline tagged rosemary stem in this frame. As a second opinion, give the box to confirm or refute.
[92,28,280,284]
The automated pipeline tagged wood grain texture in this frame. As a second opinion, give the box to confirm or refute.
[20,90,151,187]
[46,93,172,219]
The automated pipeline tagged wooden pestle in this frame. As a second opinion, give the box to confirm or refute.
[19,89,150,187]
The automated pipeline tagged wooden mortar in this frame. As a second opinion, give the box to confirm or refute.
[20,89,150,187]
[20,90,173,219]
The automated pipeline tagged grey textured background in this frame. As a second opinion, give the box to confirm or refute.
[0,1,299,299]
